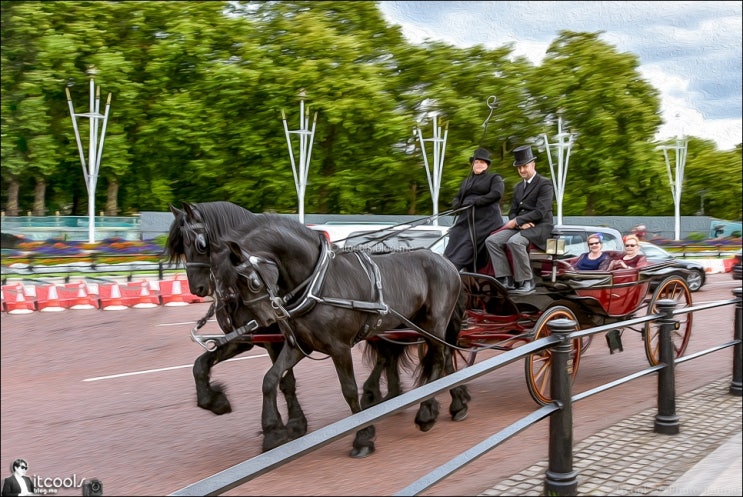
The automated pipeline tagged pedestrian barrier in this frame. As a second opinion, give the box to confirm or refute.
[63,281,99,310]
[1,283,36,314]
[98,282,129,311]
[36,284,66,312]
[159,274,206,305]
[3,275,207,313]
[120,280,160,308]
[159,279,189,306]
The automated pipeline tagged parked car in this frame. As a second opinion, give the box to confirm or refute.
[550,225,624,256]
[639,241,706,292]
[731,250,742,280]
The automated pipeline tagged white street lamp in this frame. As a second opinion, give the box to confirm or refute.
[415,114,448,225]
[282,90,317,225]
[657,137,689,241]
[65,66,112,243]
[542,114,575,225]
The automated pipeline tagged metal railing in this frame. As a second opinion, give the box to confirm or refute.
[169,289,742,496]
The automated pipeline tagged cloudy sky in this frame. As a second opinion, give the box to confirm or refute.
[377,1,742,151]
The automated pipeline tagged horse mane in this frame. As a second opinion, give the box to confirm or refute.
[165,201,253,265]
[209,213,328,300]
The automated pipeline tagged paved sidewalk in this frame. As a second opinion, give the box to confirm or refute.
[480,376,742,496]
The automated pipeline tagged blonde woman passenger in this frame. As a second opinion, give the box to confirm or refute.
[608,234,648,270]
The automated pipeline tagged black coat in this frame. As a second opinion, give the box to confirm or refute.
[2,475,34,497]
[508,173,554,250]
[444,171,505,270]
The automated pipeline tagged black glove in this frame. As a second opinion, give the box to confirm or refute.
[452,200,461,209]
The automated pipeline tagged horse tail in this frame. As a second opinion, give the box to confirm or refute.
[362,339,415,374]
[416,286,467,387]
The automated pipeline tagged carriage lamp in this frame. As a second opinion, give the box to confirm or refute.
[545,238,566,255]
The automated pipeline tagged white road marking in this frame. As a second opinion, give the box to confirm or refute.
[82,353,269,382]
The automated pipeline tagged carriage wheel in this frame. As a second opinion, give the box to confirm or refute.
[644,276,692,366]
[579,335,593,354]
[524,306,582,406]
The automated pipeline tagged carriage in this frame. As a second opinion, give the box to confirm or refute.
[168,202,692,456]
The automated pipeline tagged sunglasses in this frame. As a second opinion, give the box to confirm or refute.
[625,244,637,247]
[19,466,27,470]
[588,241,601,246]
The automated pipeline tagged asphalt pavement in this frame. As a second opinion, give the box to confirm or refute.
[480,375,742,496]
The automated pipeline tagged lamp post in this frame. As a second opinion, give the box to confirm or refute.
[415,114,448,225]
[657,137,688,241]
[541,114,575,225]
[65,66,112,243]
[281,90,317,225]
[696,189,707,216]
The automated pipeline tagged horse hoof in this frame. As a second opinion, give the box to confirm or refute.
[197,399,232,415]
[350,445,375,458]
[262,429,290,452]
[451,408,469,422]
[417,420,436,432]
[286,419,308,439]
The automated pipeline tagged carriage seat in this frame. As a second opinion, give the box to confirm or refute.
[540,250,642,289]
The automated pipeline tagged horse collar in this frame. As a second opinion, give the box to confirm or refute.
[273,238,333,318]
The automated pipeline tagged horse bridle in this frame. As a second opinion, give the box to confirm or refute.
[180,220,210,269]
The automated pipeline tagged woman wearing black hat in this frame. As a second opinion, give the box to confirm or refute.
[443,147,505,271]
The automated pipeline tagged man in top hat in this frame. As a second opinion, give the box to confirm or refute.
[485,145,554,294]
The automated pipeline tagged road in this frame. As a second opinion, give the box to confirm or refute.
[1,273,739,496]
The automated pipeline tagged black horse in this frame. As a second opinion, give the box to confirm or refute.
[209,213,470,457]
[165,201,307,441]
[165,201,412,449]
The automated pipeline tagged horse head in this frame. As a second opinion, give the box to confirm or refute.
[165,201,256,298]
[209,214,326,331]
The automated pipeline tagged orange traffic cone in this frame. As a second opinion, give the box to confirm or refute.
[69,281,97,310]
[161,279,189,307]
[38,284,66,312]
[4,283,35,314]
[99,283,129,311]
[132,280,159,308]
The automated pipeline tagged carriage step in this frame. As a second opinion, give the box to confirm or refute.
[606,329,624,354]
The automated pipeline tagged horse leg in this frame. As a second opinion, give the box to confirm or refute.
[361,341,391,409]
[264,341,307,440]
[446,294,471,422]
[414,340,446,433]
[361,341,407,410]
[261,344,305,452]
[330,351,375,458]
[446,348,471,422]
[193,342,255,415]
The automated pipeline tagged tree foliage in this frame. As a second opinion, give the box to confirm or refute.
[1,1,740,220]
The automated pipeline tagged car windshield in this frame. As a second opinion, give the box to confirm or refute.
[346,229,446,251]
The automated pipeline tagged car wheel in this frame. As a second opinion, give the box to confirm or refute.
[685,269,704,292]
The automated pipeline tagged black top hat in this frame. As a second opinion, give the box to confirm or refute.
[469,147,491,165]
[513,145,537,167]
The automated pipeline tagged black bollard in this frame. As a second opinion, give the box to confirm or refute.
[544,318,579,496]
[654,299,680,434]
[730,288,742,396]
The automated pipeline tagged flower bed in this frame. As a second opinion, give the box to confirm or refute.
[2,237,164,265]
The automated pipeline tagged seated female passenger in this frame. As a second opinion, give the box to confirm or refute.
[568,233,611,270]
[608,234,648,270]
